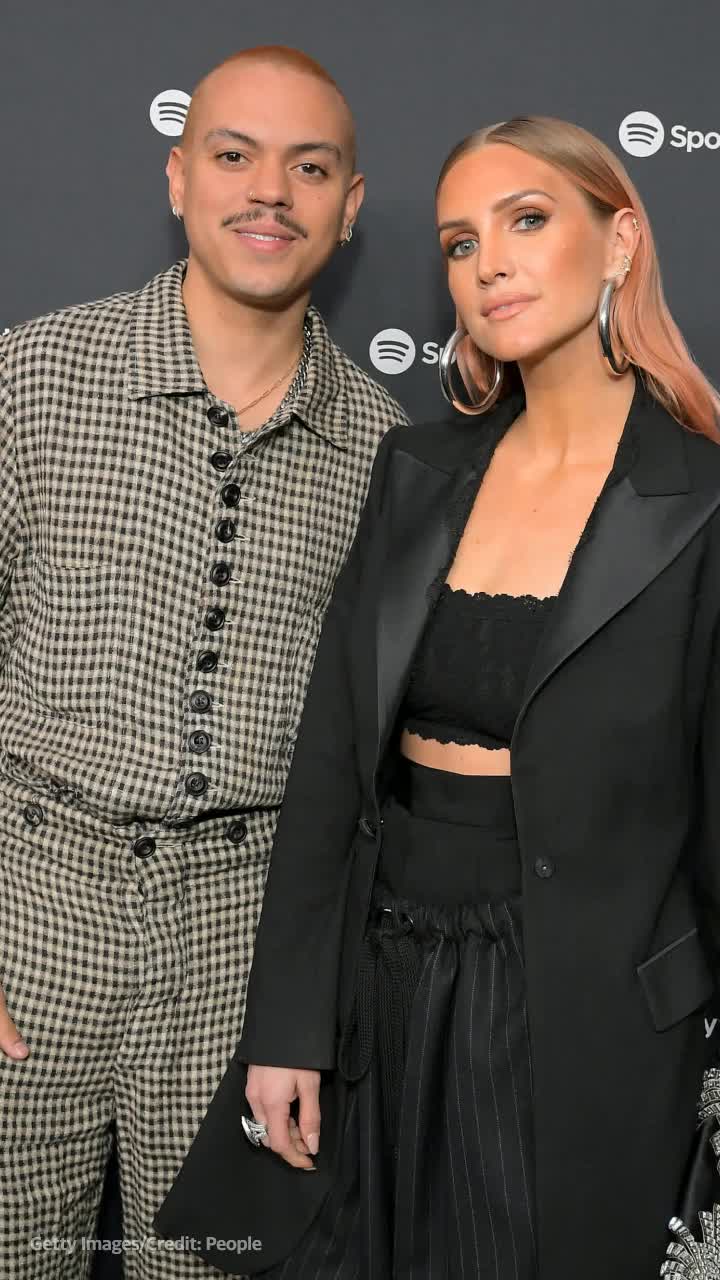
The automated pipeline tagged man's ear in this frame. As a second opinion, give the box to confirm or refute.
[166,146,185,215]
[343,172,365,231]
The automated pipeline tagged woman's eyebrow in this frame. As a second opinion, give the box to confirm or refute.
[437,188,557,233]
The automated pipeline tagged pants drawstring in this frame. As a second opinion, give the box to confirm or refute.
[337,904,421,1148]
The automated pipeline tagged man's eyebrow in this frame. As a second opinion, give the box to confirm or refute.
[202,128,342,161]
[287,141,342,162]
[203,128,257,147]
[437,188,557,233]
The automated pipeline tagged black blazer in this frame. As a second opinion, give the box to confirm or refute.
[155,377,720,1278]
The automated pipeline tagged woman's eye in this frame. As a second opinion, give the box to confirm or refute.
[514,210,546,231]
[447,238,477,259]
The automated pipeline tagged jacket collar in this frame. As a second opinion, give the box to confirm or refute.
[125,259,349,448]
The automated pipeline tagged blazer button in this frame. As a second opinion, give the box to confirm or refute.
[133,836,156,859]
[188,729,211,754]
[207,405,229,428]
[534,856,555,879]
[23,802,44,827]
[210,450,233,472]
[221,482,242,508]
[189,689,212,713]
[226,819,248,845]
[358,816,377,838]
[185,772,208,797]
[215,518,236,544]
[196,650,218,674]
[209,561,231,587]
[205,606,226,632]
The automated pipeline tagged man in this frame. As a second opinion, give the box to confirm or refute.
[0,45,408,1279]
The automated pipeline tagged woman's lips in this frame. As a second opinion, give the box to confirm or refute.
[483,297,536,320]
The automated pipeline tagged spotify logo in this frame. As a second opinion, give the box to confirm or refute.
[369,329,416,374]
[150,90,191,137]
[618,111,665,157]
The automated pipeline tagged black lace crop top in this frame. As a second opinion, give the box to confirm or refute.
[399,391,639,750]
[402,586,556,749]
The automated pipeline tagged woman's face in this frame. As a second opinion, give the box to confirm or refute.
[436,142,628,367]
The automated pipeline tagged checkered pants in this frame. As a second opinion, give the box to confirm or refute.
[0,772,274,1279]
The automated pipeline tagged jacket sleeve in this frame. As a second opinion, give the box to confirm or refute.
[235,423,405,1071]
[693,595,720,1070]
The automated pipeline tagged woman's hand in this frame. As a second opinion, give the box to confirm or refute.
[245,1064,321,1169]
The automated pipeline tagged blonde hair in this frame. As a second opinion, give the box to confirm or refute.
[437,115,719,440]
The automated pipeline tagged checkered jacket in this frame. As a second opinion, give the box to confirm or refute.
[0,260,409,824]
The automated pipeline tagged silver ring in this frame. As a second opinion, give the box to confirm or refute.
[241,1115,269,1147]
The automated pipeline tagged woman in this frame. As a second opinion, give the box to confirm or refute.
[154,116,720,1279]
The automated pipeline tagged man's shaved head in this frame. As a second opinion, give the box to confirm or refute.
[181,45,357,173]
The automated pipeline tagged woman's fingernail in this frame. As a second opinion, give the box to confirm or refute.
[302,1164,317,1172]
[10,1040,29,1059]
[307,1133,319,1155]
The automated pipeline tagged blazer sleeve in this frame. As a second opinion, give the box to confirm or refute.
[234,423,405,1071]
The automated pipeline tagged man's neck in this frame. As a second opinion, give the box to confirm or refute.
[181,256,309,420]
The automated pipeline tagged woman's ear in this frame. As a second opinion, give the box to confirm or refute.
[604,208,640,288]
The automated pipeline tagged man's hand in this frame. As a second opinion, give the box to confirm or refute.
[245,1065,321,1169]
[0,983,28,1059]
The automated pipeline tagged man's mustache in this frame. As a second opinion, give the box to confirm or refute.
[222,210,309,239]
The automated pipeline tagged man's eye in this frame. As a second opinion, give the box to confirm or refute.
[219,152,245,164]
[296,163,327,177]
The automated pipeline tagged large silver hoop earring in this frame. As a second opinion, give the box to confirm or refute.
[439,327,503,415]
[598,276,631,375]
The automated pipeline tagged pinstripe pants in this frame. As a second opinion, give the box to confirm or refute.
[263,757,538,1279]
[0,772,276,1280]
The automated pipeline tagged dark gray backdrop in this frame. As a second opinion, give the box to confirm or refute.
[2,1,719,424]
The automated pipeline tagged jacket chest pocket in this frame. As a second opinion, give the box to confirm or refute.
[8,551,136,725]
[636,926,716,1031]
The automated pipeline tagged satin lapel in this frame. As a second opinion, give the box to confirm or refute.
[373,452,472,788]
[514,416,720,744]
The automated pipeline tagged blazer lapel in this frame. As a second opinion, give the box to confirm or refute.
[373,453,462,789]
[514,381,720,743]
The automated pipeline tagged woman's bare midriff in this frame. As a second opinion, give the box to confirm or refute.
[399,728,511,776]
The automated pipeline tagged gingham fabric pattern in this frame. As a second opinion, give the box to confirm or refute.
[0,259,408,825]
[0,261,408,1278]
[0,773,276,1279]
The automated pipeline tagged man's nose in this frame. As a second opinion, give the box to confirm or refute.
[246,160,293,208]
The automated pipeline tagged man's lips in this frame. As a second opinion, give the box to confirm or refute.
[231,224,298,253]
[481,295,536,319]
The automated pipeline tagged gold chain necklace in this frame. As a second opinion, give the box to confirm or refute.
[235,348,302,418]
